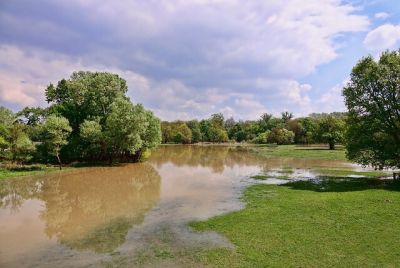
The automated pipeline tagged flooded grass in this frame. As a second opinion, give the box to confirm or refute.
[191,179,400,267]
[255,144,347,161]
[313,167,388,178]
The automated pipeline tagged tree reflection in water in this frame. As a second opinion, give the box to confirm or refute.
[0,163,161,253]
[149,145,347,173]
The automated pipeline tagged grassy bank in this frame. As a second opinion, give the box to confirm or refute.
[191,178,400,267]
[255,144,347,161]
[0,165,64,179]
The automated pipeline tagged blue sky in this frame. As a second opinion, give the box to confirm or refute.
[0,0,399,120]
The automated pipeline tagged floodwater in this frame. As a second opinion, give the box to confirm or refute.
[0,145,354,267]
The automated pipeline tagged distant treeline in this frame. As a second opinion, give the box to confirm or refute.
[0,71,161,167]
[161,111,347,150]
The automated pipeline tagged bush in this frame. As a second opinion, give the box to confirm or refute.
[267,128,294,145]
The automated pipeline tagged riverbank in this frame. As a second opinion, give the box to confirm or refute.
[0,165,65,179]
[0,162,114,180]
[191,177,400,267]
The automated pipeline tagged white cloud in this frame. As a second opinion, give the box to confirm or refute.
[374,12,389,20]
[364,24,400,51]
[316,81,347,113]
[0,0,370,119]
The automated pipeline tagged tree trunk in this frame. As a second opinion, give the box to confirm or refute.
[329,142,335,150]
[56,153,62,170]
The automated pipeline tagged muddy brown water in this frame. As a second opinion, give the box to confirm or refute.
[0,145,353,267]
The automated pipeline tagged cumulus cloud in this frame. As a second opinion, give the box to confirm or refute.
[0,0,369,119]
[364,24,400,51]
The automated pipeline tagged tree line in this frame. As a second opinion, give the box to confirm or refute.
[161,112,346,150]
[0,71,162,168]
[0,50,398,171]
[161,50,399,171]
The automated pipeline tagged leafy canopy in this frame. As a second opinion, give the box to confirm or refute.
[343,50,400,169]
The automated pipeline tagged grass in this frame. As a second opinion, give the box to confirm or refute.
[0,161,118,180]
[255,144,347,161]
[0,165,62,179]
[250,174,289,180]
[191,178,400,267]
[314,167,389,178]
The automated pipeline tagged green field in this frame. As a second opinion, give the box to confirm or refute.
[255,144,347,161]
[191,178,400,267]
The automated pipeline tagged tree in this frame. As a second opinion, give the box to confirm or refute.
[267,128,294,145]
[287,118,316,144]
[80,119,104,159]
[42,115,72,169]
[281,111,293,123]
[17,107,47,126]
[186,120,202,143]
[8,123,35,163]
[161,121,192,144]
[252,131,270,144]
[228,123,246,142]
[104,98,161,162]
[314,116,345,150]
[343,50,400,169]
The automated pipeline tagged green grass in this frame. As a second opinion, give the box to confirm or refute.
[0,166,57,179]
[0,165,70,179]
[314,167,388,178]
[191,178,400,267]
[255,145,347,161]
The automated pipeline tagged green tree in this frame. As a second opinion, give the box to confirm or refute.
[17,107,47,126]
[80,119,104,159]
[186,120,202,143]
[267,128,294,145]
[42,115,72,169]
[8,123,35,163]
[314,116,345,150]
[343,50,400,169]
[161,121,192,144]
[104,98,161,162]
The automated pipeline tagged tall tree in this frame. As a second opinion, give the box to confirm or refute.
[42,115,72,169]
[343,50,400,169]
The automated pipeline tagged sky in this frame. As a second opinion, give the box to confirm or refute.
[0,0,400,120]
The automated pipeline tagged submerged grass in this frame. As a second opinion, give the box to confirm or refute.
[255,144,347,161]
[191,178,400,267]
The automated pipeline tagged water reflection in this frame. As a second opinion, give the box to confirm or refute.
[0,163,160,254]
[0,145,352,267]
[150,145,350,172]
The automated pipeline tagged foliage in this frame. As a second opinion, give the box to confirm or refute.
[161,121,192,144]
[42,115,72,167]
[267,128,294,145]
[186,120,202,143]
[313,115,345,150]
[343,50,400,169]
[104,98,161,161]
